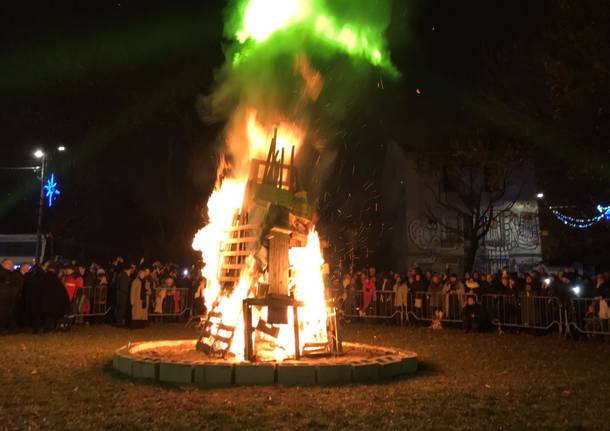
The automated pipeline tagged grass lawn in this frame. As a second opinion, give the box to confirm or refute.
[1,323,609,430]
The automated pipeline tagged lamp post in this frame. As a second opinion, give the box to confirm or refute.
[33,149,46,263]
[33,146,65,263]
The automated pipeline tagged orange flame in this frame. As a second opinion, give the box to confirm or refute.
[192,111,328,362]
[246,110,305,160]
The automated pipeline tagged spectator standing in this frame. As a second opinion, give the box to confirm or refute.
[130,267,152,328]
[462,294,486,332]
[41,263,70,331]
[393,274,408,317]
[61,266,83,303]
[361,276,375,316]
[593,274,610,332]
[427,273,444,314]
[12,264,29,328]
[442,273,465,318]
[115,264,134,327]
[193,278,206,317]
[93,269,109,315]
[0,259,18,331]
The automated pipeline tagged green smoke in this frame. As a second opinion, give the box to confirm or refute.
[202,0,399,163]
[226,0,398,77]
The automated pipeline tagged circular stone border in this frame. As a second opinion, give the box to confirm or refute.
[112,340,418,387]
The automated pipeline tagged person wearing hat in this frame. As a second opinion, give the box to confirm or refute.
[93,268,109,315]
[61,265,83,304]
[462,293,488,332]
[114,263,135,327]
[130,265,152,328]
[41,262,70,331]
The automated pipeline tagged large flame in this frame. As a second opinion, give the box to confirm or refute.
[289,231,328,351]
[192,179,247,309]
[192,113,328,362]
[246,109,305,160]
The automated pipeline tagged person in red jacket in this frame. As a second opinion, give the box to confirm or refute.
[361,275,376,316]
[61,266,83,302]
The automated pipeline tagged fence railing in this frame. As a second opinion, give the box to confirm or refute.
[149,287,192,317]
[65,284,610,337]
[408,291,465,323]
[343,290,404,322]
[70,286,111,318]
[566,297,610,336]
[479,294,562,331]
[68,286,192,320]
[339,290,586,333]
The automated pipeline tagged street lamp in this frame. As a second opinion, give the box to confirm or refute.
[536,192,544,199]
[34,151,47,263]
[32,146,66,263]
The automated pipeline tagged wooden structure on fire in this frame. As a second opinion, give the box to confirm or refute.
[197,129,340,360]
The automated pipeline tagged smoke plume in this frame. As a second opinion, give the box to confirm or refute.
[199,0,398,185]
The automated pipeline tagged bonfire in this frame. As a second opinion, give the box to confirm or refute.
[192,118,340,362]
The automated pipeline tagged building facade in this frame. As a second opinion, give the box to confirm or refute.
[381,142,542,274]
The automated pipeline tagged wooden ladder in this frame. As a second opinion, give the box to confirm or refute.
[197,212,261,357]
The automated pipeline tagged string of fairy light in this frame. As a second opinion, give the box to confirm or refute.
[549,204,610,229]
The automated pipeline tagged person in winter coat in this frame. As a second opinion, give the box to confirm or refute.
[115,265,135,327]
[393,274,408,310]
[361,275,376,315]
[462,294,487,332]
[130,267,152,328]
[442,274,465,318]
[93,269,109,315]
[41,264,70,331]
[22,265,45,332]
[0,259,18,331]
[61,266,83,305]
[593,274,610,332]
[427,273,444,313]
[193,277,206,317]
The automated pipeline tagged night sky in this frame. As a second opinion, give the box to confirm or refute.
[2,1,609,265]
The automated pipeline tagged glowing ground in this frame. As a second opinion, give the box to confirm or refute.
[1,324,609,430]
[112,339,417,386]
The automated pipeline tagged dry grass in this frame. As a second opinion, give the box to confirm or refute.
[1,323,609,430]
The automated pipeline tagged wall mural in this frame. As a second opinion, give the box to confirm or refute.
[408,201,540,257]
[484,201,540,252]
[408,218,461,251]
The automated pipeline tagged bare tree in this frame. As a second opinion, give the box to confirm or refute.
[418,132,524,272]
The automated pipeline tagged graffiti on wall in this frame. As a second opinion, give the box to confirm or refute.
[408,218,461,251]
[484,201,540,252]
[408,201,540,256]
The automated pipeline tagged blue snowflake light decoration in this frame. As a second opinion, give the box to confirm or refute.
[44,173,61,208]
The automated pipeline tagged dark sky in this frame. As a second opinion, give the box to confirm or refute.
[1,0,606,263]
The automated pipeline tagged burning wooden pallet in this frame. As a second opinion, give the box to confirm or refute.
[197,129,340,360]
[196,212,262,357]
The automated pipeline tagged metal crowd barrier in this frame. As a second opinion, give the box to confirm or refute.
[566,297,610,336]
[343,290,405,323]
[66,282,608,337]
[479,294,562,331]
[71,286,111,318]
[409,291,465,323]
[70,286,193,322]
[149,287,192,317]
[340,289,564,332]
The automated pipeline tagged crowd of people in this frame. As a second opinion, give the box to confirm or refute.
[0,257,206,333]
[330,265,610,332]
[2,255,610,335]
